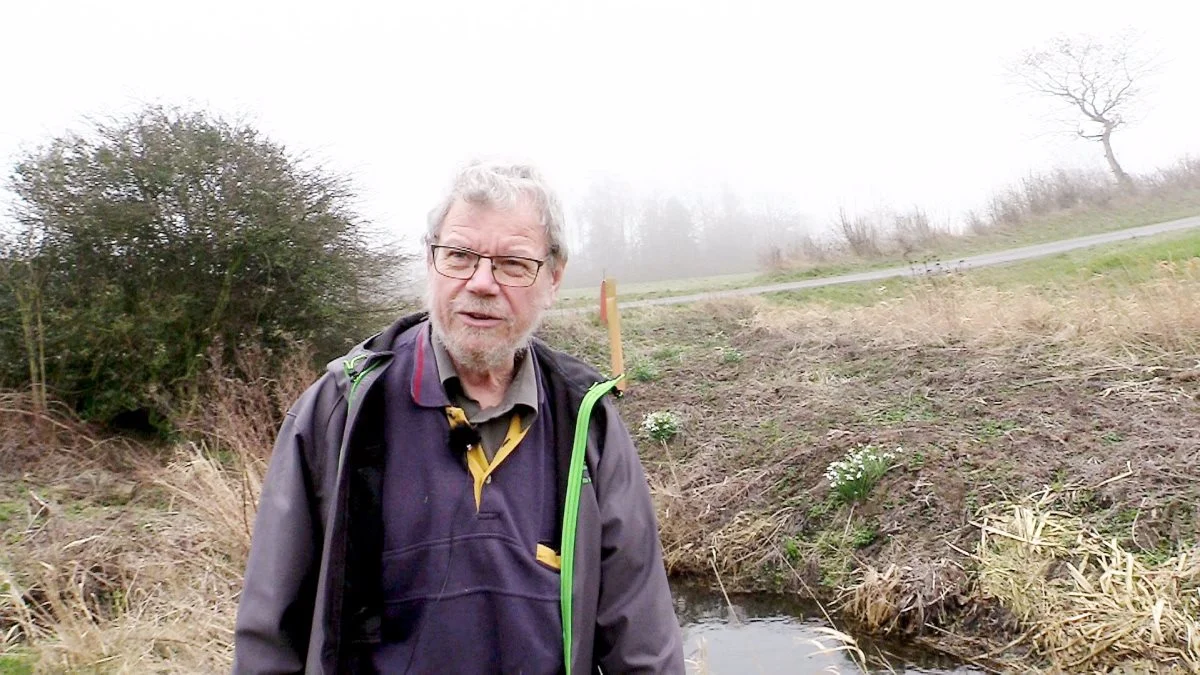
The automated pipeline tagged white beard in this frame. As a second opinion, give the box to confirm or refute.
[426,288,546,375]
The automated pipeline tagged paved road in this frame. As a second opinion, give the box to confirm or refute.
[572,214,1200,312]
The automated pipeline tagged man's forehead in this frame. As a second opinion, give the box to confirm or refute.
[441,198,544,240]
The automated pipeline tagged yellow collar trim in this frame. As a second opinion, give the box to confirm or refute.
[445,407,530,511]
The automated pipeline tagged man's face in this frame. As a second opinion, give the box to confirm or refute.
[426,198,563,374]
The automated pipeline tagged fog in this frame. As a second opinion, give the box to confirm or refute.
[2,0,1198,288]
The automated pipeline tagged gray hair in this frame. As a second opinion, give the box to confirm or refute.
[424,161,568,267]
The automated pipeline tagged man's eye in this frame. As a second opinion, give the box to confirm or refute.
[446,250,472,261]
[498,258,534,273]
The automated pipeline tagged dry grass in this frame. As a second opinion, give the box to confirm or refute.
[0,346,319,673]
[0,392,137,473]
[1,460,244,673]
[750,257,1200,356]
[975,488,1200,672]
[540,238,1200,669]
[839,562,967,637]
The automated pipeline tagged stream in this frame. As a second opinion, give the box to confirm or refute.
[673,581,985,674]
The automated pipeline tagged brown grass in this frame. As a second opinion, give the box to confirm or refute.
[752,259,1200,356]
[975,489,1200,671]
[839,561,967,636]
[0,346,320,673]
[1,461,242,672]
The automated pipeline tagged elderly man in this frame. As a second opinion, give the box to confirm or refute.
[233,162,684,674]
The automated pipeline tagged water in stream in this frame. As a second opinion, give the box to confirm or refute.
[673,582,984,674]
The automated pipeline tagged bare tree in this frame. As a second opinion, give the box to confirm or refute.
[1012,33,1156,189]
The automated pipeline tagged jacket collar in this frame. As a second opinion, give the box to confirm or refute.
[410,323,452,408]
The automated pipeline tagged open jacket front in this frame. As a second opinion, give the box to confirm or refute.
[232,313,684,674]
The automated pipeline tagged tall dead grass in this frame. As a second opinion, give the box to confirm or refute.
[839,562,967,637]
[975,489,1200,671]
[0,345,319,672]
[750,257,1200,358]
[1,479,243,672]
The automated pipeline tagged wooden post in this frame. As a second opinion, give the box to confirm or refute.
[599,278,608,324]
[604,278,626,391]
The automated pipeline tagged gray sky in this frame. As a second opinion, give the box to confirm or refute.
[3,0,1198,246]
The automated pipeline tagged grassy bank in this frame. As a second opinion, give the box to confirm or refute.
[544,228,1200,672]
[2,231,1198,672]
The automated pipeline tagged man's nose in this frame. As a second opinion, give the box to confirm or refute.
[464,257,500,293]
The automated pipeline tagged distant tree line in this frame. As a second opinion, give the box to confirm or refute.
[567,178,814,287]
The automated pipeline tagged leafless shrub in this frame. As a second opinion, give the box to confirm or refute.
[169,342,321,558]
[835,208,883,258]
[176,341,317,462]
[797,232,832,263]
[987,189,1026,229]
[758,242,787,273]
[890,208,940,257]
[1146,155,1200,192]
[975,168,1121,232]
[757,232,835,273]
[963,209,987,235]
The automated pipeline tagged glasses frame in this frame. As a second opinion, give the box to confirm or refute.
[429,245,547,288]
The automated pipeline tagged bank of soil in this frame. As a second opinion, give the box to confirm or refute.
[540,270,1200,672]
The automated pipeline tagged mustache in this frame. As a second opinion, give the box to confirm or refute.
[451,299,510,320]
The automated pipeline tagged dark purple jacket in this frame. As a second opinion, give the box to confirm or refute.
[232,313,684,673]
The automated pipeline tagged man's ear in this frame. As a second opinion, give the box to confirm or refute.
[546,261,566,308]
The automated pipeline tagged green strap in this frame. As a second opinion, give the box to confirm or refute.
[560,377,623,675]
[347,360,382,406]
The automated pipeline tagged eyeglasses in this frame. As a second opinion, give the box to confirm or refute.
[430,245,546,288]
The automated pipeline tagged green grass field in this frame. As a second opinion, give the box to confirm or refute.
[764,227,1200,307]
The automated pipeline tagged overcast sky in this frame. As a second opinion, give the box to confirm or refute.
[3,0,1199,248]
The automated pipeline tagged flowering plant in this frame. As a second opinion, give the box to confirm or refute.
[641,411,681,442]
[824,445,898,502]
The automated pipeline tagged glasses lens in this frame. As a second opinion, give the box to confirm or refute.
[493,257,540,287]
[435,248,478,278]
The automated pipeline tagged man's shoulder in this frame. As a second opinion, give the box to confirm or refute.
[531,338,607,394]
[322,312,429,376]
